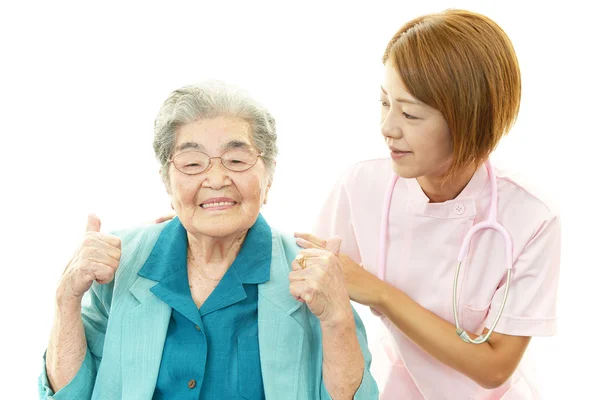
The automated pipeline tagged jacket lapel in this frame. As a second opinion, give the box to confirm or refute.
[121,275,171,400]
[258,233,305,400]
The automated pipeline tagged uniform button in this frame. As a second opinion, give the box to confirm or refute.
[188,379,196,389]
[195,325,201,331]
[453,203,465,215]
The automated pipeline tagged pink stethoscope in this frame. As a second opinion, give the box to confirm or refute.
[376,160,513,344]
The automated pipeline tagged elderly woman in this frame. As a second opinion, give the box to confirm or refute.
[38,82,378,400]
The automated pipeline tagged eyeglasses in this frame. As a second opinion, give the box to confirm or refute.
[169,149,263,175]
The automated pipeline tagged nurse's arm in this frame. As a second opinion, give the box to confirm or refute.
[376,284,531,389]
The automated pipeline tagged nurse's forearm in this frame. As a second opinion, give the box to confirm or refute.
[45,299,88,392]
[321,316,364,399]
[376,282,528,389]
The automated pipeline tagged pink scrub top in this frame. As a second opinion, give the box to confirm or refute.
[314,158,560,400]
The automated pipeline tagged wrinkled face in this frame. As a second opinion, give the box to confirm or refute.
[167,116,270,239]
[380,61,453,179]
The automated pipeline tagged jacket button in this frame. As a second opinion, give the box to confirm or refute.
[188,379,196,389]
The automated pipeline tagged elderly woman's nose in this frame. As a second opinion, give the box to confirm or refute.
[202,159,232,188]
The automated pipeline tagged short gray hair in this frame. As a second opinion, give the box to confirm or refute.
[153,80,278,185]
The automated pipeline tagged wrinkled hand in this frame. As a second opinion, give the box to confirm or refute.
[56,215,122,307]
[294,233,385,309]
[288,237,353,326]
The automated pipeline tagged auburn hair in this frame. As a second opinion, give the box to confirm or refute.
[383,9,521,179]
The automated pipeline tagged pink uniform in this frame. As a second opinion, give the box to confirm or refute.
[314,158,560,399]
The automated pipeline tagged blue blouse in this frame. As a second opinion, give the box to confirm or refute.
[137,215,271,399]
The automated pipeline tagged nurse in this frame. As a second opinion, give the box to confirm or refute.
[295,9,560,399]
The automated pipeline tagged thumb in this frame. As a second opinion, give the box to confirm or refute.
[325,236,342,256]
[85,214,101,232]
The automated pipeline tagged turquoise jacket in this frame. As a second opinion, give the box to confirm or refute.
[38,222,379,399]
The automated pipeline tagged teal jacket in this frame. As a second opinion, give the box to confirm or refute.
[38,222,378,399]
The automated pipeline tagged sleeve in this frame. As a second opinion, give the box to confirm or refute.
[38,282,111,399]
[485,214,561,336]
[313,172,362,265]
[319,307,380,400]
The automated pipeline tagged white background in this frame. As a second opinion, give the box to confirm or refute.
[1,0,598,398]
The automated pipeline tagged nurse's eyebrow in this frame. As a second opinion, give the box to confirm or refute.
[380,86,423,106]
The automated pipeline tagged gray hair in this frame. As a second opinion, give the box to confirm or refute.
[153,80,278,186]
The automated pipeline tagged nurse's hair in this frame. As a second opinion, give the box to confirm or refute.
[153,80,278,188]
[383,9,521,179]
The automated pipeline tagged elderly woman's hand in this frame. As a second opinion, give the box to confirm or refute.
[288,238,354,325]
[56,215,122,307]
[294,233,386,311]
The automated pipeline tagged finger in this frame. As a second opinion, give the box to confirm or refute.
[93,263,116,284]
[291,258,303,271]
[289,281,313,303]
[155,214,176,224]
[84,248,120,269]
[295,248,328,258]
[94,232,122,250]
[86,214,101,233]
[325,236,342,256]
[92,245,121,266]
[289,269,310,282]
[295,237,323,250]
[82,234,122,260]
[293,233,327,248]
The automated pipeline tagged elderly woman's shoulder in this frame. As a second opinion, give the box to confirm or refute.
[270,228,302,266]
[108,221,170,283]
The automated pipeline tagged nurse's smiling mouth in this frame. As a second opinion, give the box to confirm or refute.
[200,197,238,211]
[389,146,412,160]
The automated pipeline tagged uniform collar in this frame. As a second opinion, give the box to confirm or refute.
[403,163,489,218]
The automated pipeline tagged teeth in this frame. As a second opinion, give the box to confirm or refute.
[201,201,235,208]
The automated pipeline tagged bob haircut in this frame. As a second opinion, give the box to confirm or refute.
[383,9,521,179]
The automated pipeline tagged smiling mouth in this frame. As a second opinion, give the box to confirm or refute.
[200,201,237,209]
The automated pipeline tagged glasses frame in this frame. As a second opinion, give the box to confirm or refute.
[168,149,264,175]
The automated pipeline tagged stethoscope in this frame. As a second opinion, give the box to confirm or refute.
[377,160,513,344]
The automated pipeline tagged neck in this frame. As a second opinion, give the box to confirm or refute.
[187,230,248,277]
[417,164,478,203]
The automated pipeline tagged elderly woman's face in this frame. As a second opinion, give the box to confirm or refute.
[168,116,270,238]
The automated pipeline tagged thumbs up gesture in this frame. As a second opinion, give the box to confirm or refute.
[56,214,122,308]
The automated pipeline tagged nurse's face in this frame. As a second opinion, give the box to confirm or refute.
[380,61,453,179]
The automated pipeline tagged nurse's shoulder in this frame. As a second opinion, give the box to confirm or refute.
[494,164,560,221]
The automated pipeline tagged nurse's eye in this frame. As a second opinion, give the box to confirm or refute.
[403,112,418,120]
[380,99,390,107]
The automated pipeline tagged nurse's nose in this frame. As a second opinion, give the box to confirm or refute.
[381,109,403,140]
[201,159,232,190]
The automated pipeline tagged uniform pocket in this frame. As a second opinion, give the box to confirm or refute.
[237,335,264,399]
[462,304,491,335]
